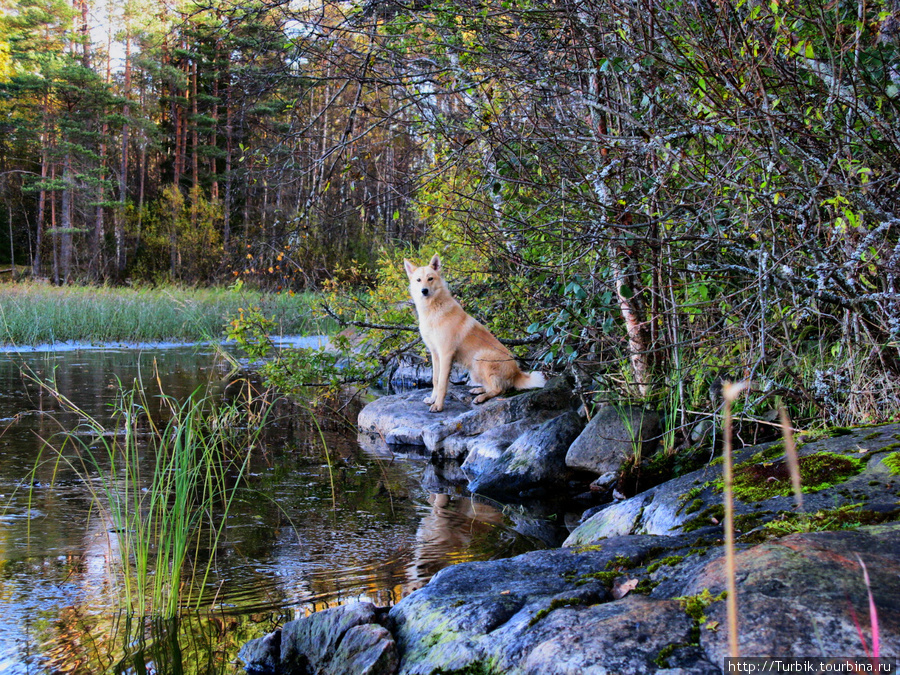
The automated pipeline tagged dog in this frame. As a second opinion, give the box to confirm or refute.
[403,254,546,412]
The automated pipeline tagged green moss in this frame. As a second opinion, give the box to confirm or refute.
[864,432,882,440]
[677,589,727,623]
[762,503,900,536]
[573,544,604,553]
[684,498,705,515]
[528,597,584,626]
[751,442,785,462]
[682,504,725,532]
[730,452,865,502]
[709,456,724,467]
[883,452,900,475]
[829,426,855,436]
[677,482,713,514]
[571,570,619,587]
[635,579,660,595]
[646,555,685,574]
[605,554,637,570]
[676,589,728,643]
[655,643,680,668]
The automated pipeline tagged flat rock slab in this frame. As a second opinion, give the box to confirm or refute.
[387,523,900,674]
[358,386,476,451]
[387,535,715,675]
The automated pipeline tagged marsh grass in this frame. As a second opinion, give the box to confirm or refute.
[0,282,329,345]
[29,373,269,618]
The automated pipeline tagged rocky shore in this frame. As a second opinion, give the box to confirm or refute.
[240,379,900,674]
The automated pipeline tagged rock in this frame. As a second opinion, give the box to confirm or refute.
[566,424,900,545]
[515,596,696,674]
[327,623,399,675]
[465,411,585,499]
[357,386,474,450]
[441,415,548,464]
[565,404,661,475]
[238,630,281,674]
[672,525,900,660]
[420,376,577,453]
[357,376,578,459]
[387,535,715,675]
[563,489,658,545]
[280,602,390,674]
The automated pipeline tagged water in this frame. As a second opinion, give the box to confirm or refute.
[0,342,542,674]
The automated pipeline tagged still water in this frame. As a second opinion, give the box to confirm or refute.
[0,342,541,674]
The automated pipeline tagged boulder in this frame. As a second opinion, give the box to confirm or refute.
[357,376,578,459]
[387,523,900,674]
[387,535,717,675]
[384,353,467,391]
[237,602,399,675]
[674,526,900,660]
[565,404,661,475]
[465,411,585,499]
[565,424,900,545]
[328,623,399,675]
[237,630,281,674]
[358,386,474,451]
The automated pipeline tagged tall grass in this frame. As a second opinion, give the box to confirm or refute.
[30,374,268,618]
[0,281,330,346]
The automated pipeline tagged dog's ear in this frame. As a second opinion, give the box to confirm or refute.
[429,254,441,271]
[403,259,416,277]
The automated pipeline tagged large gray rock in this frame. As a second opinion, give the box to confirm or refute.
[387,522,900,674]
[328,623,399,675]
[675,525,900,660]
[565,404,661,475]
[358,376,578,459]
[465,411,585,499]
[440,414,555,463]
[565,424,900,546]
[358,386,474,451]
[237,630,281,674]
[387,535,716,675]
[279,602,396,675]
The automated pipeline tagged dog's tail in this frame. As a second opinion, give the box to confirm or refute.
[514,370,546,390]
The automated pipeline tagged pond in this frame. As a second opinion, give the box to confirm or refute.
[0,342,544,673]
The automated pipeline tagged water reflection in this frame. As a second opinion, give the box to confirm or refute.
[0,343,544,673]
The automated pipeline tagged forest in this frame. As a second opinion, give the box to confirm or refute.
[1,0,899,431]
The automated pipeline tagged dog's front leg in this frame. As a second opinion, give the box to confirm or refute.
[423,349,439,405]
[429,351,453,412]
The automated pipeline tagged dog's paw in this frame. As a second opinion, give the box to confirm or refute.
[423,394,435,404]
[473,394,488,404]
[429,401,444,412]
[469,386,485,395]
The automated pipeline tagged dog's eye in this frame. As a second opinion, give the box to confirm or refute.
[416,278,421,282]
[427,277,433,281]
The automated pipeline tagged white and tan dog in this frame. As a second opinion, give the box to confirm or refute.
[404,254,546,412]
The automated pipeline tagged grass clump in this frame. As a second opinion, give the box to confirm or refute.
[29,375,269,618]
[0,281,327,345]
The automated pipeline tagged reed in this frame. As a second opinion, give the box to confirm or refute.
[29,373,269,618]
[0,282,328,345]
